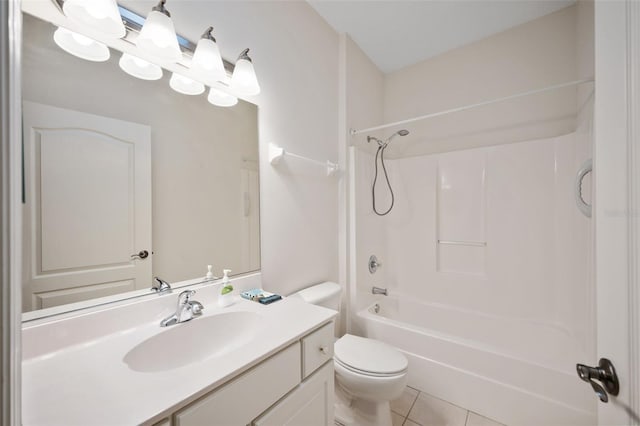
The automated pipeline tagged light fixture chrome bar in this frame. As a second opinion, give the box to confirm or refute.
[351,78,595,135]
[51,0,235,74]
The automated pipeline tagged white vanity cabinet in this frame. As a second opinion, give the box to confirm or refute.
[171,321,335,426]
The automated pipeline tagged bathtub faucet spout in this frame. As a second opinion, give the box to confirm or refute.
[372,286,388,296]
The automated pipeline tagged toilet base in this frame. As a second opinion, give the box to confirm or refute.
[334,383,393,426]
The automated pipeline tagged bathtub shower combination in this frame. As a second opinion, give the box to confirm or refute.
[350,126,595,425]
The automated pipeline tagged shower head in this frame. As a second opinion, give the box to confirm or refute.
[386,129,410,143]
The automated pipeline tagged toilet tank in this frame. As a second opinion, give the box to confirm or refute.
[289,282,341,311]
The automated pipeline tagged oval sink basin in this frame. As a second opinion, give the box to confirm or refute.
[123,311,262,373]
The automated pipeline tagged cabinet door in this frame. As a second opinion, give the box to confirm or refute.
[253,361,334,426]
[301,322,334,378]
[174,342,301,426]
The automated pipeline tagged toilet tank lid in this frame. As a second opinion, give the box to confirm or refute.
[292,281,341,304]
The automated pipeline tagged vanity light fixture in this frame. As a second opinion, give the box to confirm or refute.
[136,0,181,64]
[169,72,205,95]
[230,48,261,96]
[51,0,261,102]
[53,26,111,62]
[62,0,126,39]
[191,27,226,85]
[207,87,238,107]
[119,52,163,80]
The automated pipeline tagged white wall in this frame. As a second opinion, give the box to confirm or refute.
[342,35,385,332]
[117,1,341,296]
[380,5,580,158]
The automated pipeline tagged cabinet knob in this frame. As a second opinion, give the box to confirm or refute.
[319,346,329,355]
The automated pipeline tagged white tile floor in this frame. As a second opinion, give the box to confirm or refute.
[390,386,506,426]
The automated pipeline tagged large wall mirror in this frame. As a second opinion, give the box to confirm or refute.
[21,11,260,319]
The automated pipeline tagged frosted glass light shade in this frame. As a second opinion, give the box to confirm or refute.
[230,52,260,96]
[62,0,125,39]
[169,73,205,95]
[207,87,238,107]
[53,27,110,62]
[137,10,181,63]
[192,38,226,83]
[119,53,163,80]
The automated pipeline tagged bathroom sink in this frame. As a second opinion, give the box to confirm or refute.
[123,311,262,373]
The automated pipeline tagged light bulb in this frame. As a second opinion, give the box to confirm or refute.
[207,87,238,107]
[191,27,226,84]
[230,49,260,96]
[169,73,205,95]
[53,27,110,62]
[136,1,181,64]
[119,53,163,80]
[62,0,126,39]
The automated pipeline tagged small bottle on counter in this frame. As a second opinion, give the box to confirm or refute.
[218,269,234,307]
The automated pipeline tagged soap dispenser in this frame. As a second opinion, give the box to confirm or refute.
[218,269,234,307]
[205,265,214,281]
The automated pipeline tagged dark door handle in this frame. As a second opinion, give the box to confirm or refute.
[576,358,619,403]
[131,250,149,260]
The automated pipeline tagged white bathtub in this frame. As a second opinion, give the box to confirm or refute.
[356,297,596,426]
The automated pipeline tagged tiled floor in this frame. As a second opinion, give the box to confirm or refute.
[390,386,506,426]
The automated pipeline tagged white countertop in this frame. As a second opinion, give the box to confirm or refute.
[22,292,336,426]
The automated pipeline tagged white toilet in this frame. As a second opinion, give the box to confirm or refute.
[290,282,408,426]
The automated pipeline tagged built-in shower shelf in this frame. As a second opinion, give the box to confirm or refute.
[437,240,487,247]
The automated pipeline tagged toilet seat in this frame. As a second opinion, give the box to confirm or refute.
[334,334,408,377]
[334,357,406,378]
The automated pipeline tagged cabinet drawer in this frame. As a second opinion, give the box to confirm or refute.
[301,322,334,378]
[174,342,301,426]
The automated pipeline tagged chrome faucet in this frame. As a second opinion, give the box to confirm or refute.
[160,290,204,327]
[372,286,388,296]
[152,277,172,294]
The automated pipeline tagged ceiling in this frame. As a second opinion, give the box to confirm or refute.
[308,0,575,73]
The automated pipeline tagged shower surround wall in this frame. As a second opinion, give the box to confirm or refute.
[352,131,594,425]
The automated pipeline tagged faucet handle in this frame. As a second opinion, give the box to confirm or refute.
[178,289,196,305]
[152,277,172,293]
[191,301,204,316]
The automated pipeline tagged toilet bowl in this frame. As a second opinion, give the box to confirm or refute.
[333,334,408,426]
[289,282,408,426]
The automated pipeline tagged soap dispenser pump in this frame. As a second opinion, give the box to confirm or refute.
[218,269,234,307]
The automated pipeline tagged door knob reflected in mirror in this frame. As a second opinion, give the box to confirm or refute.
[131,250,149,260]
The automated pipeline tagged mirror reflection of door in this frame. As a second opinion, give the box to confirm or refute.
[22,102,152,312]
